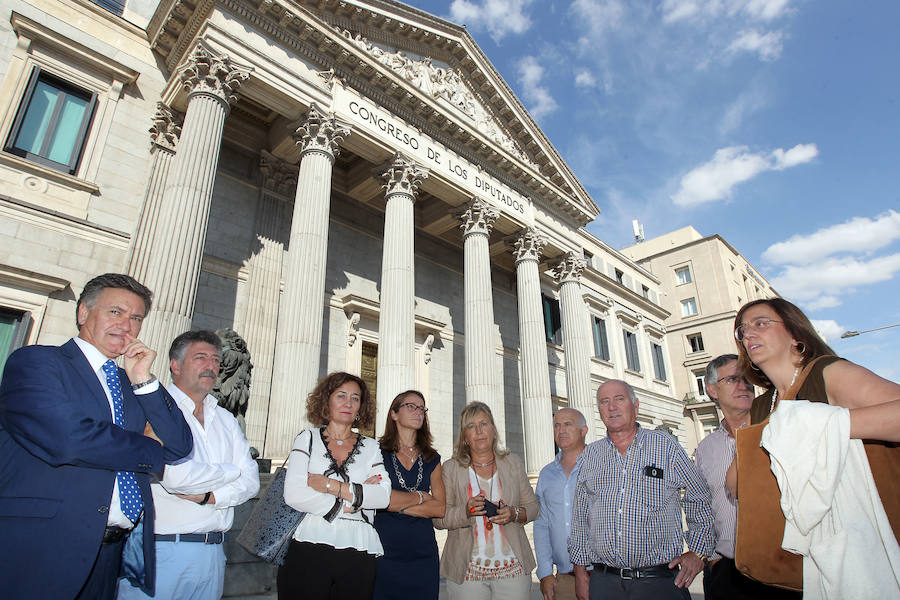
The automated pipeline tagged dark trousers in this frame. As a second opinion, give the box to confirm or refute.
[75,538,126,600]
[589,567,691,600]
[703,557,802,600]
[277,540,376,600]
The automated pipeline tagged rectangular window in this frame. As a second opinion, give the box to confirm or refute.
[651,343,666,381]
[623,330,640,372]
[687,333,704,353]
[614,269,624,285]
[591,316,610,361]
[675,266,692,285]
[91,0,125,16]
[695,372,706,398]
[541,294,562,345]
[0,309,32,384]
[641,284,650,299]
[5,68,97,174]
[681,298,698,317]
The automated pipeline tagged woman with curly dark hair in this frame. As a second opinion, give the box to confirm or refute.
[279,372,391,600]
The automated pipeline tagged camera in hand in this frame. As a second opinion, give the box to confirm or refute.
[482,499,500,518]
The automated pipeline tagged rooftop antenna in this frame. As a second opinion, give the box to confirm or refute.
[632,219,645,243]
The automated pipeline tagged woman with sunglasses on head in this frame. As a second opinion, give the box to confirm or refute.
[372,390,446,600]
[729,298,900,597]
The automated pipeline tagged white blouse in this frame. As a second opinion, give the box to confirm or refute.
[283,428,391,555]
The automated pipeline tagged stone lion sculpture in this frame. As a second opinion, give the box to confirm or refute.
[212,328,252,432]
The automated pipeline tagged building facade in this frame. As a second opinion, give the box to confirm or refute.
[622,226,779,452]
[0,0,685,474]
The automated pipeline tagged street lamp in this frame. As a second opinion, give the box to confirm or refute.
[840,323,900,338]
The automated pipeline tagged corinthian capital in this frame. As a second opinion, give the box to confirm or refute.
[456,198,499,237]
[149,102,183,152]
[377,153,428,199]
[178,42,251,108]
[510,228,547,264]
[294,103,351,161]
[259,150,299,197]
[551,251,586,284]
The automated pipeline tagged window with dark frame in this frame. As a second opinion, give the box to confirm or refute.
[541,294,562,345]
[591,316,610,361]
[0,309,32,384]
[651,343,666,381]
[687,333,705,353]
[91,0,125,16]
[695,372,706,398]
[623,330,640,372]
[5,67,97,175]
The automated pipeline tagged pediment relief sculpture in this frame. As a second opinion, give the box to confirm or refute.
[337,28,537,170]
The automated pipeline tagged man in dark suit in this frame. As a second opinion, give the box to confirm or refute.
[0,273,194,599]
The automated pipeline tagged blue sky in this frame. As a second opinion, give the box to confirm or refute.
[401,0,900,380]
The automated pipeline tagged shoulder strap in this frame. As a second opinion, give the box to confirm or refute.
[781,355,836,403]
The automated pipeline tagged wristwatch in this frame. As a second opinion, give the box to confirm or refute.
[695,552,709,564]
[131,376,157,390]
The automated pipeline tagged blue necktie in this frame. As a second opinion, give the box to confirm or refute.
[101,360,143,523]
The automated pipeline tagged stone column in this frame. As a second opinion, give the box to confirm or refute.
[127,103,182,282]
[375,153,428,434]
[457,199,501,420]
[138,43,250,381]
[553,252,594,441]
[265,104,350,458]
[240,151,295,453]
[511,228,554,473]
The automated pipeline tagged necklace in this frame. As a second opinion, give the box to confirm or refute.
[325,428,354,446]
[391,453,423,492]
[770,366,801,413]
[472,457,495,468]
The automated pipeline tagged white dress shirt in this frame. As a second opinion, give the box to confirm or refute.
[284,428,391,555]
[72,336,159,529]
[152,383,260,534]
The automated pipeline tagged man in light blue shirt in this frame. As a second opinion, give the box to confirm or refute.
[535,408,588,600]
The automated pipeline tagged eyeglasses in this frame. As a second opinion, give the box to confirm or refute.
[716,375,749,386]
[399,402,428,413]
[734,318,782,341]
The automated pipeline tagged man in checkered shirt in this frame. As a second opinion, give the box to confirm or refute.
[569,380,714,600]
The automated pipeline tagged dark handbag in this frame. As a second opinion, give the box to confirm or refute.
[734,356,831,591]
[236,430,311,566]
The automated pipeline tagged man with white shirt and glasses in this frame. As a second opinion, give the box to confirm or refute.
[570,379,714,600]
[118,330,259,600]
[535,408,589,600]
[695,355,800,600]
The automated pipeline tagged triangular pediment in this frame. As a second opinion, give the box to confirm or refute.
[302,0,599,226]
[148,0,599,226]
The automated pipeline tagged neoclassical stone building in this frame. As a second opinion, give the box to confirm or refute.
[0,0,684,473]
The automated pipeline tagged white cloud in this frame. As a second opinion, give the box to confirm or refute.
[763,210,900,265]
[770,254,900,306]
[662,0,792,23]
[671,143,817,207]
[571,0,626,38]
[517,56,559,119]
[718,85,769,134]
[726,29,783,61]
[811,319,846,343]
[575,69,598,88]
[448,0,533,41]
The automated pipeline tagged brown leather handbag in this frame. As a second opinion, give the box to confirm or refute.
[733,357,831,591]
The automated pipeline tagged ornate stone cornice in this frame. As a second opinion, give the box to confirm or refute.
[510,227,547,264]
[456,198,499,238]
[259,150,298,197]
[176,41,251,109]
[149,102,183,152]
[294,103,351,162]
[551,252,586,285]
[376,153,428,199]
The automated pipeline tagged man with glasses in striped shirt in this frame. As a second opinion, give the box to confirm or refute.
[695,355,799,600]
[569,379,714,600]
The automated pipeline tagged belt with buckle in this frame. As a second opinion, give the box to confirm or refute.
[102,526,132,544]
[592,563,673,579]
[155,532,225,544]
